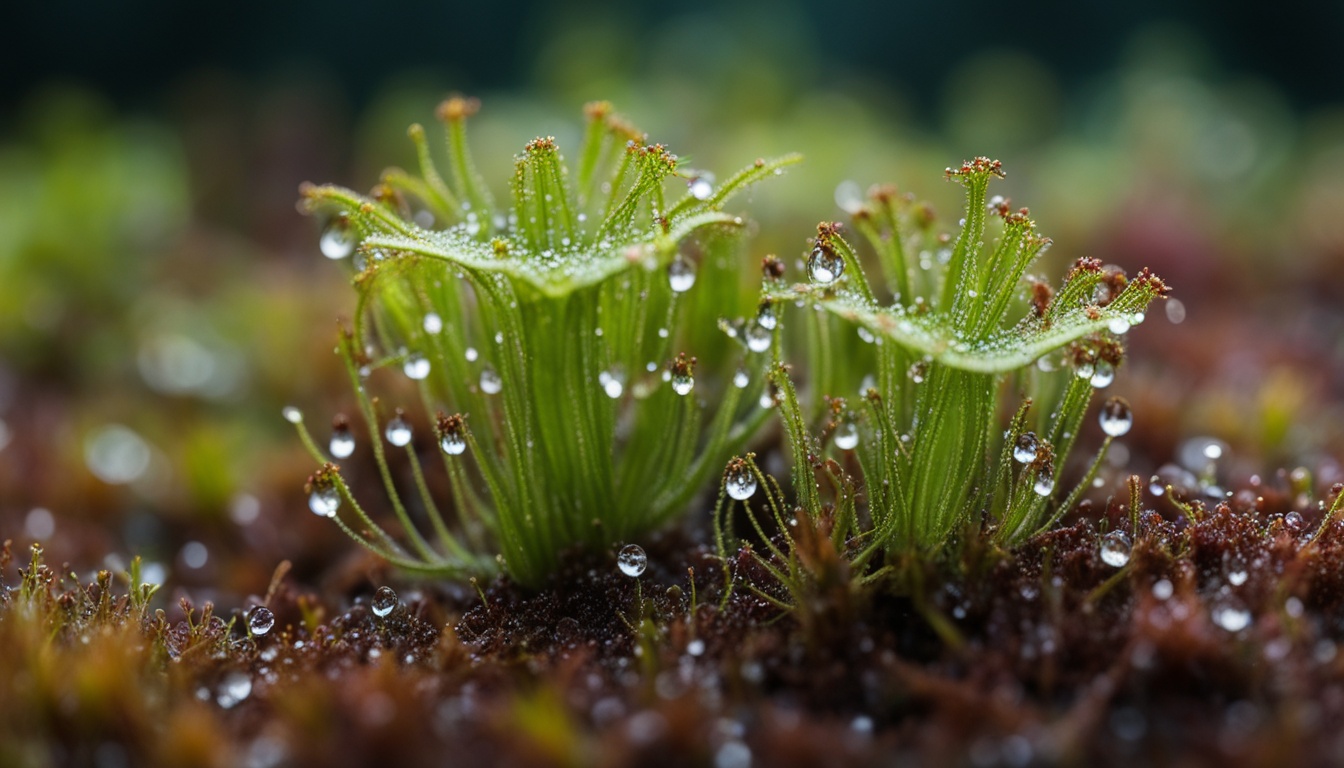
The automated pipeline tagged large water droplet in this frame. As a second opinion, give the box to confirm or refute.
[671,373,694,396]
[440,431,466,455]
[1013,432,1040,464]
[308,486,340,517]
[668,257,696,293]
[756,304,778,331]
[1089,360,1115,388]
[248,606,275,636]
[320,217,356,260]
[403,353,431,380]
[1108,316,1131,335]
[385,414,412,447]
[216,671,253,708]
[807,245,844,285]
[1099,530,1131,567]
[599,367,626,399]
[733,368,750,389]
[1225,553,1248,586]
[330,425,355,459]
[1032,469,1055,497]
[1212,601,1252,632]
[688,174,714,201]
[1099,397,1133,437]
[833,421,859,450]
[371,586,398,618]
[744,323,771,353]
[479,367,503,395]
[617,544,647,577]
[726,464,757,501]
[423,312,443,334]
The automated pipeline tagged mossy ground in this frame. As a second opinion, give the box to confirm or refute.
[5,470,1344,767]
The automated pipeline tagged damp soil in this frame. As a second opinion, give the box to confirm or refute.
[6,474,1344,767]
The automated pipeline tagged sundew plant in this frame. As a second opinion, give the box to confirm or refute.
[293,99,799,588]
[720,158,1169,597]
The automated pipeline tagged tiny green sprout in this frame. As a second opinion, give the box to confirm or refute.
[721,158,1169,590]
[295,99,800,588]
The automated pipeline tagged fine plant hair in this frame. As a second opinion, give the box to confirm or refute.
[293,98,799,588]
[718,158,1169,599]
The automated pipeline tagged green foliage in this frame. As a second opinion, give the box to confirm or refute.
[295,99,799,588]
[720,158,1169,599]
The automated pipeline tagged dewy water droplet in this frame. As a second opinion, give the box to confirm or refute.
[403,353,431,380]
[833,421,859,450]
[440,430,466,455]
[617,544,648,577]
[1032,469,1055,497]
[248,606,275,636]
[371,586,398,618]
[756,304,778,331]
[385,414,413,447]
[1212,601,1252,632]
[733,368,750,389]
[1099,396,1133,437]
[726,463,757,501]
[282,406,303,424]
[216,671,253,709]
[1089,360,1115,388]
[319,217,356,260]
[330,425,355,459]
[479,367,503,395]
[744,323,771,353]
[1226,553,1248,586]
[1013,432,1040,464]
[308,486,340,518]
[668,257,696,293]
[688,174,714,201]
[599,367,626,399]
[1108,316,1131,335]
[807,245,844,285]
[1099,530,1131,567]
[672,373,694,396]
[423,312,443,334]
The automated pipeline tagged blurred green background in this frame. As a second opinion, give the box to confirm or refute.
[2,1,1342,600]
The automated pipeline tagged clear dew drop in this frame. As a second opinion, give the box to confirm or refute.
[908,360,928,384]
[1226,553,1248,586]
[329,427,355,459]
[756,304,778,331]
[1075,361,1095,380]
[807,245,844,285]
[833,421,860,450]
[308,486,340,518]
[671,373,694,396]
[668,257,696,293]
[248,606,275,636]
[403,353,431,380]
[1089,360,1115,388]
[1099,530,1131,568]
[479,367,503,395]
[688,175,714,200]
[733,368,750,389]
[1032,469,1055,497]
[319,217,356,260]
[371,586,398,618]
[726,465,758,501]
[744,323,771,353]
[1013,432,1040,464]
[857,326,875,344]
[423,312,443,334]
[465,346,479,362]
[385,415,413,447]
[282,406,302,424]
[758,392,775,409]
[1212,602,1252,632]
[598,367,626,399]
[216,671,253,709]
[1108,316,1131,335]
[617,544,648,577]
[440,432,466,455]
[1099,396,1133,437]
